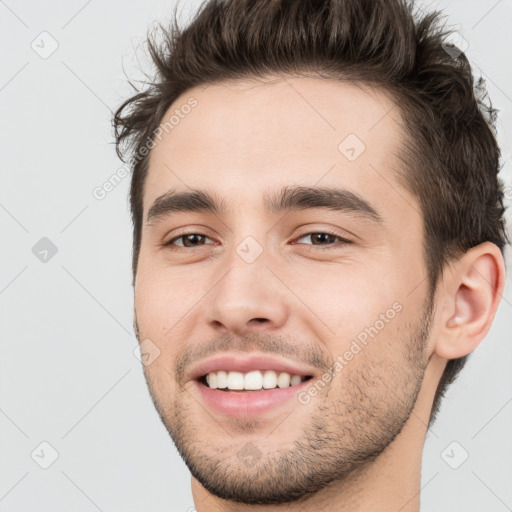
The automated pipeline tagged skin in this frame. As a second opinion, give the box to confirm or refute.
[133,75,505,511]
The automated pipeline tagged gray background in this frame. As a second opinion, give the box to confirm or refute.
[0,0,511,510]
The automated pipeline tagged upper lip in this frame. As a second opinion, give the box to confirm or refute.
[189,353,319,381]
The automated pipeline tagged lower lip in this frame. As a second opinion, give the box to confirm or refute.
[193,378,314,417]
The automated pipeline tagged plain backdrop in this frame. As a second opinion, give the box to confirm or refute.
[0,0,511,510]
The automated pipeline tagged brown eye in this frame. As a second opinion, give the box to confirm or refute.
[166,233,213,248]
[293,231,351,249]
[298,233,339,245]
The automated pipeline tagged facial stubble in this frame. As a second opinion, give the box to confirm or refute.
[135,297,433,506]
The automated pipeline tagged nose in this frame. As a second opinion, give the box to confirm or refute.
[205,248,289,336]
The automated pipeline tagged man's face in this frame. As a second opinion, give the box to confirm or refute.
[134,76,435,505]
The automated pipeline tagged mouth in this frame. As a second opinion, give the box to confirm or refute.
[198,370,314,392]
[194,371,316,417]
[188,353,319,417]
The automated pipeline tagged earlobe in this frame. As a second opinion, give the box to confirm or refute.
[435,242,506,360]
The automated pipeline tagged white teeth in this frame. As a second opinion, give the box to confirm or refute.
[216,370,228,389]
[206,372,217,389]
[244,370,263,390]
[290,375,302,386]
[262,370,277,389]
[227,371,244,390]
[204,370,308,390]
[277,372,290,388]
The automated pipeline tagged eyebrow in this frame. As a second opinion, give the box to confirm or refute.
[146,185,382,224]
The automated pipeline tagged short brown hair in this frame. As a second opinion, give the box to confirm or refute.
[113,0,509,428]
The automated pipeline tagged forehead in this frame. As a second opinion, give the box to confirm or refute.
[144,75,415,222]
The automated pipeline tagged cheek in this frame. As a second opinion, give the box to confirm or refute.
[135,260,196,333]
[134,273,185,372]
[290,260,403,340]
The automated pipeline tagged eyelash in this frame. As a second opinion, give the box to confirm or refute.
[163,230,352,252]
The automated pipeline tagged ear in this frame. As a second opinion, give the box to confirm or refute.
[434,242,506,360]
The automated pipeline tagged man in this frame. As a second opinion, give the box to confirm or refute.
[113,0,508,510]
